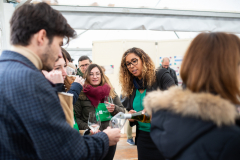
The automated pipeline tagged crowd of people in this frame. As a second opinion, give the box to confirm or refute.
[1,2,240,160]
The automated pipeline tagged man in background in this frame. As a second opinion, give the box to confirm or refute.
[0,3,120,159]
[159,57,178,85]
[77,55,92,77]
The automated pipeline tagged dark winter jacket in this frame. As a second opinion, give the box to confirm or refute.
[144,86,240,160]
[55,82,82,104]
[74,91,125,131]
[122,68,175,144]
[158,66,178,85]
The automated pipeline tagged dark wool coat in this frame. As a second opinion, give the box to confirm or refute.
[145,86,240,160]
[0,51,109,160]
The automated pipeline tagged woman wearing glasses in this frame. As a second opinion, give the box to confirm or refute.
[120,47,175,160]
[74,64,124,160]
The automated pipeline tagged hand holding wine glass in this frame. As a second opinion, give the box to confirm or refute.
[104,96,114,118]
[88,112,101,134]
[74,76,85,86]
[106,103,115,113]
[103,127,121,146]
[42,70,63,84]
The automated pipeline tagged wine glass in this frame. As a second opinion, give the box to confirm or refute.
[88,112,101,133]
[109,118,127,129]
[104,96,113,118]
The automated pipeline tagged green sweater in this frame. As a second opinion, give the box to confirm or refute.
[133,89,151,132]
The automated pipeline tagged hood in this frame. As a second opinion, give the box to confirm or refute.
[144,86,238,158]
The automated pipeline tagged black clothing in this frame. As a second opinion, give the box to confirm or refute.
[123,68,175,112]
[158,66,178,85]
[133,77,147,90]
[145,87,240,160]
[137,130,164,160]
[122,68,175,159]
[103,145,117,160]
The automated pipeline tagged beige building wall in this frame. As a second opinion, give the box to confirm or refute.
[157,39,192,63]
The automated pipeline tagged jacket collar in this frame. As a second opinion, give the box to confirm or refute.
[144,86,238,126]
[11,45,43,70]
[159,65,170,71]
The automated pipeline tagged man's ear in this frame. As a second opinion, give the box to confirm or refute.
[36,29,47,46]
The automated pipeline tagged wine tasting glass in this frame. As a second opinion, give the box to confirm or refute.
[88,112,101,133]
[104,96,113,118]
[109,112,127,129]
[109,117,127,129]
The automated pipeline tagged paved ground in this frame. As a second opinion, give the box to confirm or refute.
[114,135,137,160]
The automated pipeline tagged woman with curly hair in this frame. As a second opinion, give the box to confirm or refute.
[120,47,175,160]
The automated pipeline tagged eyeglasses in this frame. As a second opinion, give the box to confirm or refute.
[89,72,101,77]
[125,58,138,68]
[80,63,90,68]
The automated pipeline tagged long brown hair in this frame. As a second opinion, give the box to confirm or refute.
[119,47,156,97]
[84,64,116,98]
[181,32,240,104]
[61,47,67,63]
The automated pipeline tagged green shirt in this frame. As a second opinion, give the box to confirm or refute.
[133,89,151,132]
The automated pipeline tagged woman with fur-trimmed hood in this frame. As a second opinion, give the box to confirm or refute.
[145,32,240,160]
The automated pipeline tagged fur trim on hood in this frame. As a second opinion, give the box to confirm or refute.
[144,86,238,127]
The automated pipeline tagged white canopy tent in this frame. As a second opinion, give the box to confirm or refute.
[1,0,240,61]
[66,30,200,65]
[54,5,240,32]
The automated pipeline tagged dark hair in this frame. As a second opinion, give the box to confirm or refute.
[181,32,240,104]
[78,56,92,63]
[10,2,76,46]
[62,48,72,62]
[61,48,67,63]
[84,64,116,98]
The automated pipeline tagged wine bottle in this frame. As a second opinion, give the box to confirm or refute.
[124,111,151,123]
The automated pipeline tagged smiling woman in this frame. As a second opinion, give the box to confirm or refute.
[74,63,125,160]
